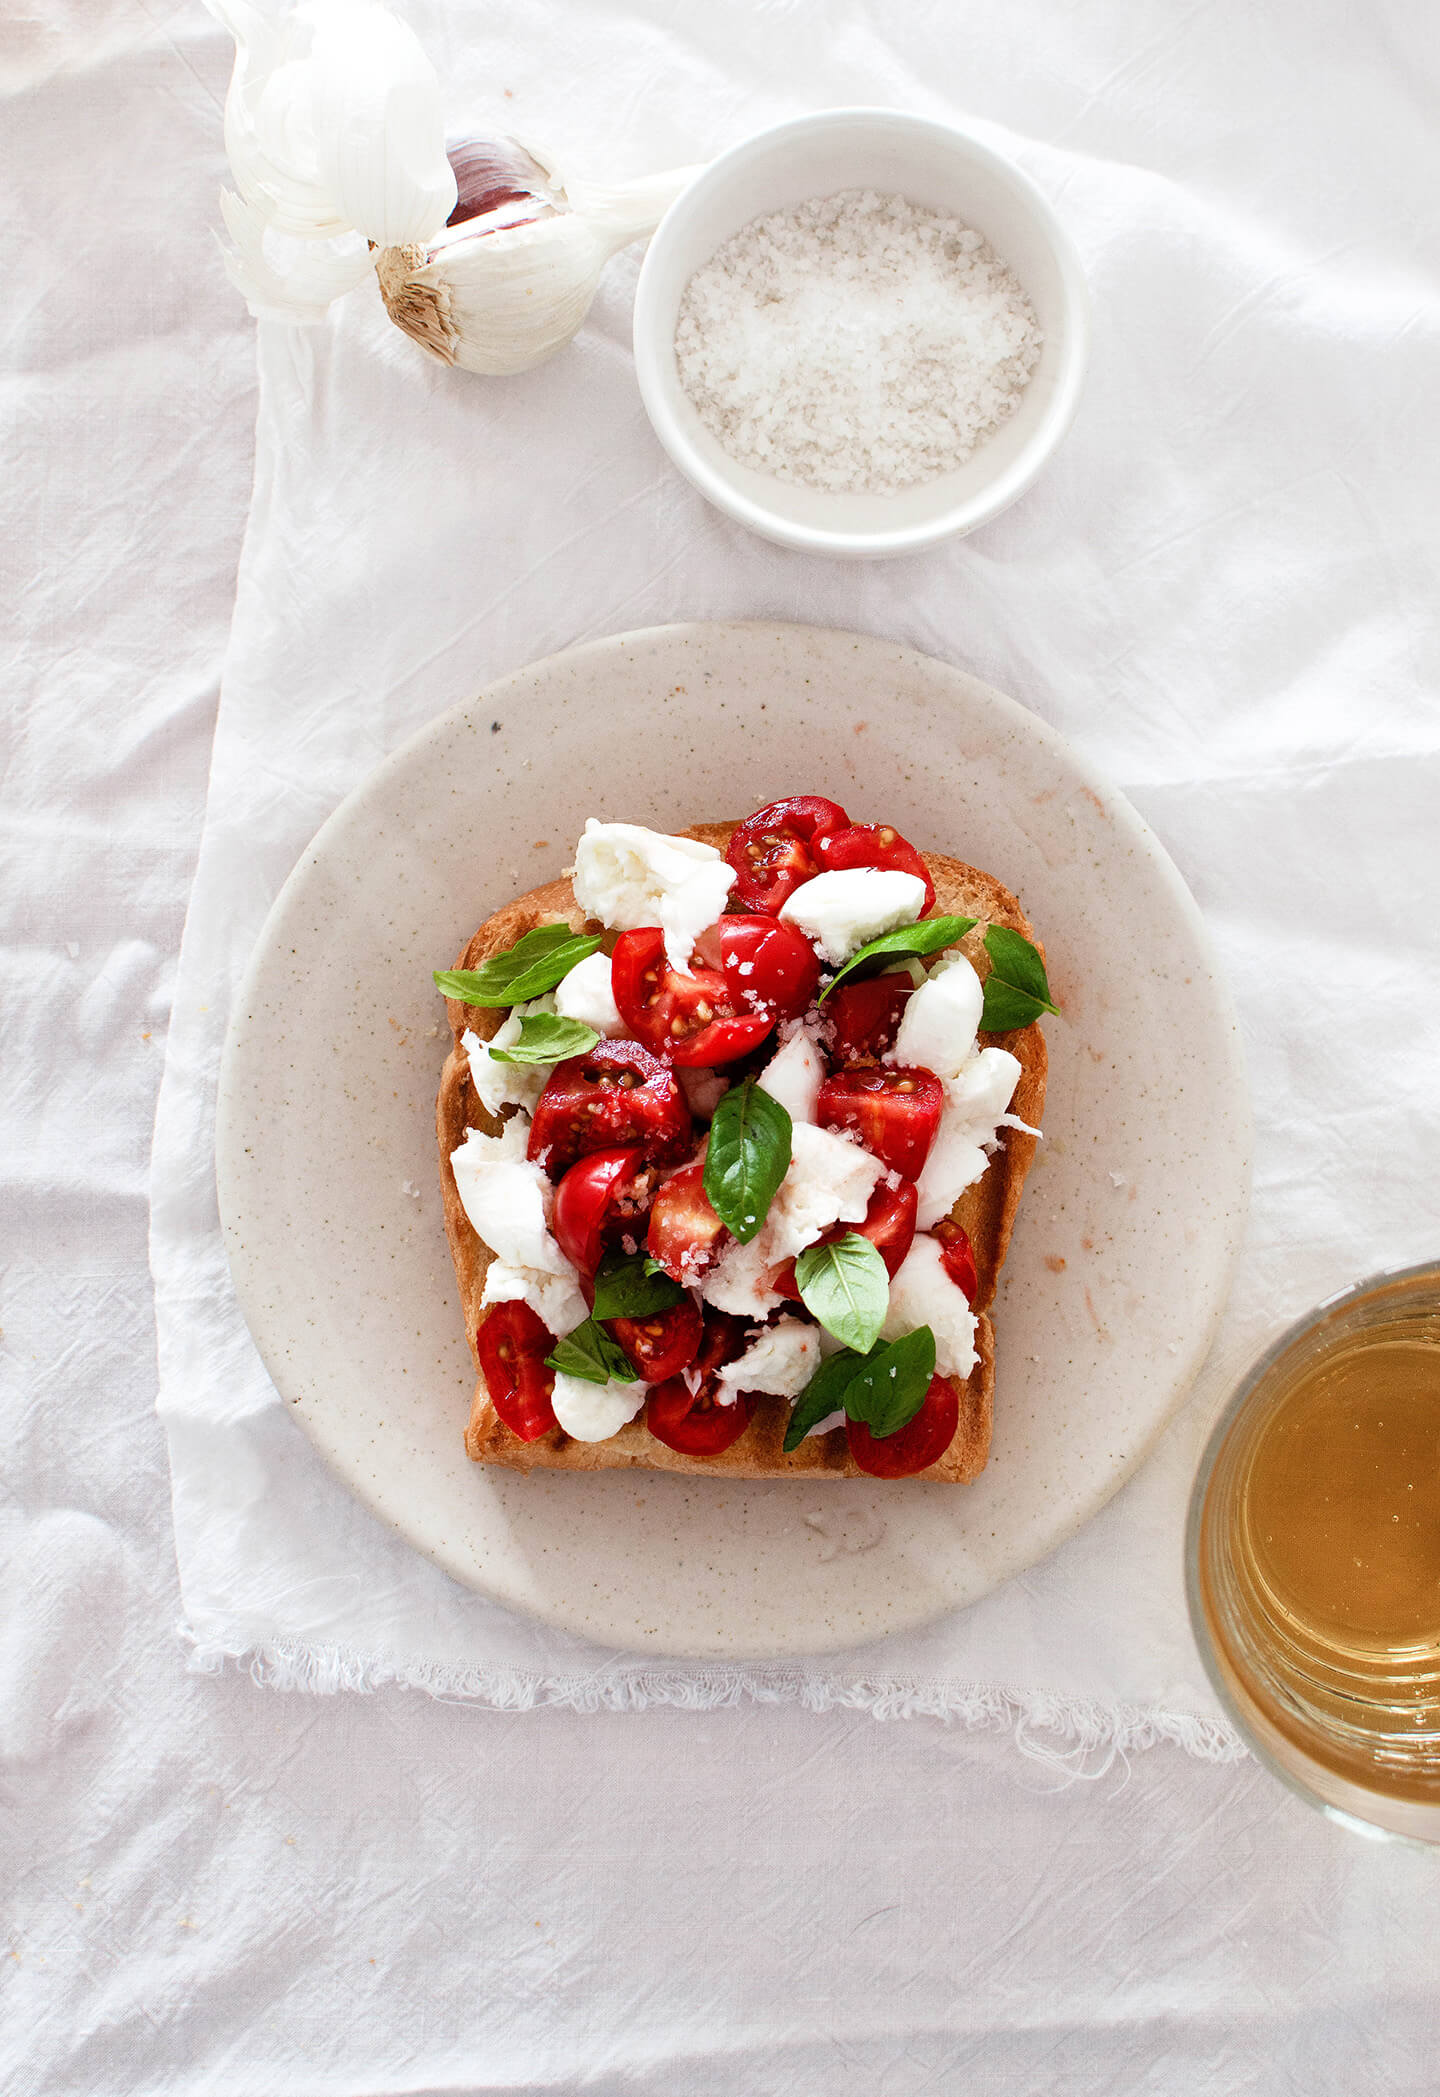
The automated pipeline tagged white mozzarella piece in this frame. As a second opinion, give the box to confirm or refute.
[463,992,557,1117]
[888,952,984,1080]
[758,1028,824,1125]
[552,950,624,1036]
[913,1047,1024,1228]
[571,819,735,970]
[766,1123,883,1259]
[700,1124,882,1315]
[880,1234,978,1378]
[677,1065,730,1122]
[550,1371,648,1442]
[778,869,927,967]
[716,1317,822,1400]
[480,1259,588,1339]
[699,1237,784,1319]
[449,1135,569,1275]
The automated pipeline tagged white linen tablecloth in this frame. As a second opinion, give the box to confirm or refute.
[6,2,1440,2090]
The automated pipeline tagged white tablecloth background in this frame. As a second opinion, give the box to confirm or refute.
[5,1,1440,2090]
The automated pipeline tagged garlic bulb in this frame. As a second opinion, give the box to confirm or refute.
[377,139,704,375]
[208,0,704,376]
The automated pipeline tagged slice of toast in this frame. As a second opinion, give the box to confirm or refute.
[436,825,1047,1482]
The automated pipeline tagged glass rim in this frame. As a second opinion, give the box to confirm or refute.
[1184,1255,1440,1844]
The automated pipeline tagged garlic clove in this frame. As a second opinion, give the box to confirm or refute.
[304,0,456,246]
[217,186,375,324]
[445,132,561,231]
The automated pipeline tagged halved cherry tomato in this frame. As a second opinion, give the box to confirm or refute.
[645,1310,753,1456]
[611,927,774,1068]
[816,1066,944,1179]
[815,822,937,915]
[724,796,850,915]
[551,1146,651,1275]
[694,916,822,1022]
[773,1178,918,1297]
[528,1040,691,1176]
[933,1219,978,1302]
[475,1301,558,1442]
[645,1157,728,1283]
[608,1297,703,1382]
[824,975,912,1064]
[846,1373,960,1477]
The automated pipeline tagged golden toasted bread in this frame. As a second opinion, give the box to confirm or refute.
[436,825,1047,1482]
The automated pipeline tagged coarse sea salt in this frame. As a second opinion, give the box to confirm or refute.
[675,188,1042,495]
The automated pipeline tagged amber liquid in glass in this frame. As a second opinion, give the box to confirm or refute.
[1217,1335,1440,1800]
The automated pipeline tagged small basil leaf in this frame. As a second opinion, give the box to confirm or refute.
[781,1349,863,1454]
[544,1317,635,1386]
[643,1255,671,1279]
[591,1250,684,1321]
[434,923,601,1008]
[489,1013,598,1065]
[820,914,977,1000]
[795,1233,889,1354]
[841,1327,937,1438]
[703,1077,792,1245]
[979,924,1058,1031]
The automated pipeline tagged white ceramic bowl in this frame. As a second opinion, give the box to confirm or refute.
[633,109,1089,559]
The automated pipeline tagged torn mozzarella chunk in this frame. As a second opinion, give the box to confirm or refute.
[480,1259,588,1340]
[571,819,735,971]
[464,992,557,1117]
[914,1047,1024,1228]
[881,1234,978,1378]
[778,869,927,967]
[450,1132,570,1274]
[699,1236,785,1319]
[553,950,624,1036]
[701,1124,883,1316]
[550,1371,647,1442]
[758,1028,824,1125]
[888,952,983,1080]
[716,1317,821,1402]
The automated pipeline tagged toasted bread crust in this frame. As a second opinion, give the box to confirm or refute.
[436,825,1047,1483]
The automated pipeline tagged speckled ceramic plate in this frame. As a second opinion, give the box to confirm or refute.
[217,622,1250,1659]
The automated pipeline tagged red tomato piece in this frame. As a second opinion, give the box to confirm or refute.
[773,1177,918,1297]
[608,1297,703,1382]
[611,927,774,1068]
[695,916,822,1022]
[551,1146,651,1275]
[933,1219,978,1302]
[528,1040,691,1176]
[645,1158,728,1283]
[824,975,912,1064]
[816,1067,944,1180]
[475,1301,558,1442]
[815,822,937,915]
[644,1310,753,1456]
[846,1373,961,1478]
[724,796,851,915]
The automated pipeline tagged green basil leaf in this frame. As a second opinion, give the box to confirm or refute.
[643,1255,672,1279]
[820,914,977,1000]
[794,1233,889,1354]
[488,1013,599,1065]
[703,1077,792,1245]
[980,924,1059,1031]
[841,1327,937,1438]
[434,922,601,1008]
[544,1317,635,1386]
[590,1250,684,1321]
[781,1349,863,1454]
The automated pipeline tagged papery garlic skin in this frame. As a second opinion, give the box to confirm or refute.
[207,0,455,322]
[378,159,704,376]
